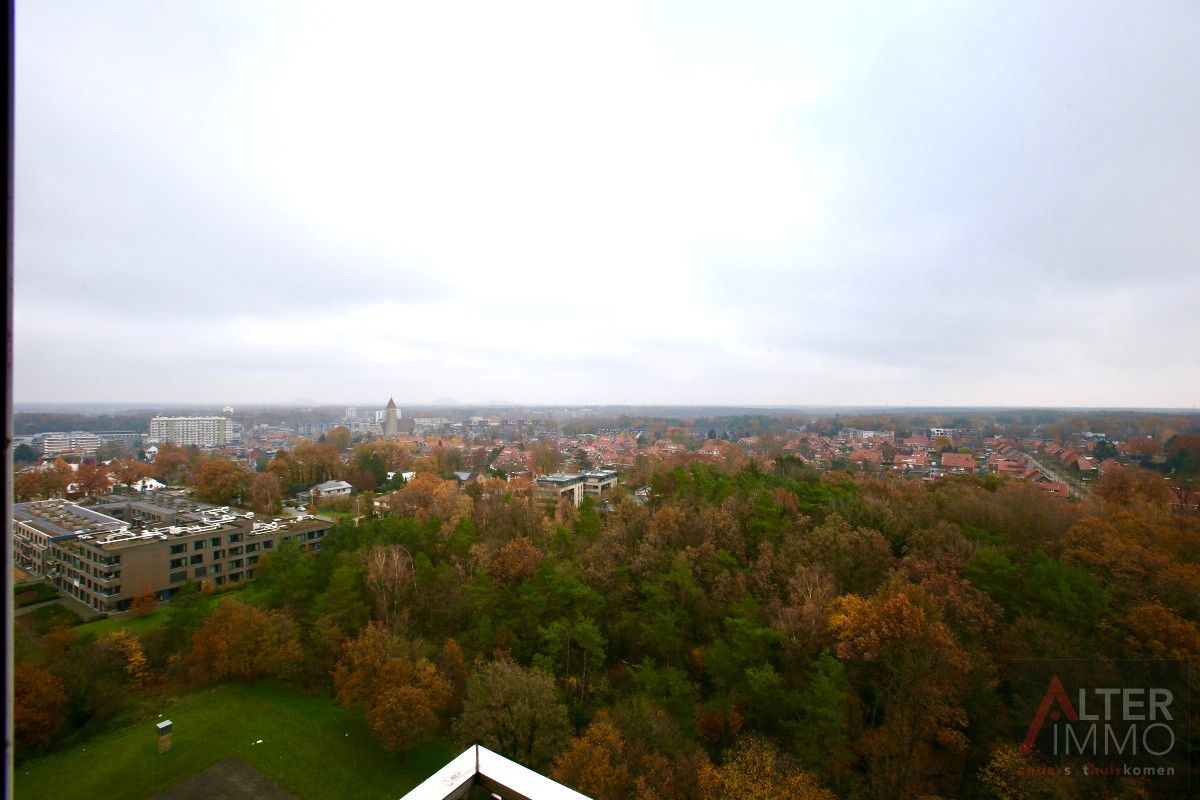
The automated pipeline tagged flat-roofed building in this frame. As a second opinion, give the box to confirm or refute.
[149,416,232,447]
[536,473,586,507]
[96,430,144,448]
[12,495,332,613]
[582,469,619,498]
[40,431,103,458]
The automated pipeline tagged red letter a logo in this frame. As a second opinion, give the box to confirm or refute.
[1019,675,1078,755]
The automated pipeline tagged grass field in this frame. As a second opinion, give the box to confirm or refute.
[74,585,265,638]
[14,581,59,607]
[14,682,454,800]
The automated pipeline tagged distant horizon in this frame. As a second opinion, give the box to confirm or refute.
[14,400,1200,415]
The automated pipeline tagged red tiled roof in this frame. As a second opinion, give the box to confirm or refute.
[940,453,976,470]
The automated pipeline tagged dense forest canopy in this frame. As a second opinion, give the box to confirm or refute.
[15,454,1199,799]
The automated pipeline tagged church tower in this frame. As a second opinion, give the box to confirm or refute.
[383,397,400,438]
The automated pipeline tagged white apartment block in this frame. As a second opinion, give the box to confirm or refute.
[41,431,103,458]
[149,416,232,447]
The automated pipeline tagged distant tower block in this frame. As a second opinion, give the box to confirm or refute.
[383,398,400,438]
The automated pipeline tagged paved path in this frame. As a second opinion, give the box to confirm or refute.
[1018,450,1086,498]
[14,593,105,621]
[13,598,60,617]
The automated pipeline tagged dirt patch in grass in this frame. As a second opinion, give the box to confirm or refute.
[150,757,295,800]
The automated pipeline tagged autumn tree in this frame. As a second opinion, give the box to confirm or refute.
[130,588,157,616]
[482,536,544,588]
[705,736,835,800]
[334,623,452,754]
[1125,436,1160,459]
[1115,602,1200,661]
[187,600,302,683]
[387,473,471,529]
[529,440,562,474]
[452,659,572,769]
[41,459,75,497]
[439,639,469,715]
[191,459,252,506]
[286,440,342,488]
[74,462,113,498]
[14,471,44,502]
[153,445,197,485]
[14,663,67,751]
[829,587,972,798]
[551,713,632,800]
[1092,465,1173,507]
[111,459,152,488]
[247,471,284,514]
[800,514,894,595]
[364,544,415,629]
[366,657,451,754]
[105,630,149,687]
[326,425,352,453]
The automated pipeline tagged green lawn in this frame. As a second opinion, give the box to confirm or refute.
[76,607,177,638]
[15,682,454,800]
[75,586,261,638]
[14,582,59,607]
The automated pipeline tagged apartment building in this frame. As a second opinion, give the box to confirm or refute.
[536,473,586,506]
[536,469,619,507]
[582,469,619,498]
[40,431,103,458]
[149,416,233,447]
[12,494,332,613]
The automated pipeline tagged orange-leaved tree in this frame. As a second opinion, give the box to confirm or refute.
[105,630,149,687]
[829,586,972,799]
[191,459,251,506]
[130,588,157,616]
[14,662,67,751]
[187,600,302,683]
[334,622,453,754]
[551,713,632,800]
[704,736,834,800]
[247,471,284,514]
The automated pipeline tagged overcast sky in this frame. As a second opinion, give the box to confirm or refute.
[14,1,1200,407]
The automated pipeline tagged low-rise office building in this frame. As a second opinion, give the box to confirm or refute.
[12,494,332,613]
